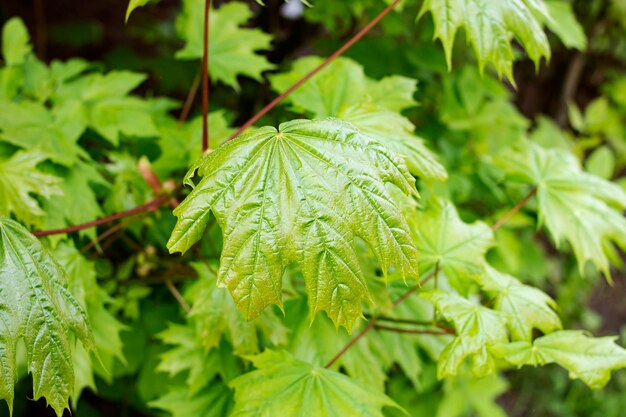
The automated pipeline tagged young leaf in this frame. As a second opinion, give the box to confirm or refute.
[229,350,400,417]
[0,151,61,227]
[176,1,274,90]
[0,218,94,416]
[422,290,507,379]
[476,265,561,341]
[1,18,31,66]
[544,0,587,50]
[493,331,626,389]
[168,119,419,331]
[418,0,552,81]
[497,141,626,277]
[126,0,158,22]
[412,199,493,293]
[437,374,508,417]
[271,56,447,180]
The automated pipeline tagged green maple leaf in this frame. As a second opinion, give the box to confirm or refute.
[419,0,552,81]
[168,119,419,330]
[188,263,288,355]
[51,71,157,146]
[492,330,626,389]
[0,100,86,166]
[157,322,240,394]
[437,374,508,417]
[412,199,493,293]
[285,298,387,392]
[270,56,447,180]
[0,151,61,227]
[176,1,274,90]
[150,382,233,417]
[422,290,507,379]
[0,218,94,416]
[229,350,400,417]
[53,242,126,403]
[476,265,561,341]
[497,141,626,277]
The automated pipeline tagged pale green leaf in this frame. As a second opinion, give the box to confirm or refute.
[2,18,32,66]
[493,330,626,389]
[422,290,507,378]
[476,265,561,341]
[419,0,552,80]
[270,56,447,180]
[497,141,626,277]
[412,199,493,293]
[585,145,616,179]
[229,350,400,417]
[545,0,587,50]
[150,383,233,417]
[0,151,62,227]
[176,1,274,90]
[270,57,367,117]
[157,322,238,393]
[286,298,387,392]
[189,263,288,355]
[437,374,508,417]
[168,119,419,330]
[0,218,94,416]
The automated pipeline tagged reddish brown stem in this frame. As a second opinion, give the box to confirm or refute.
[165,277,192,314]
[32,196,169,237]
[81,217,136,253]
[202,0,211,152]
[373,324,453,336]
[491,187,537,232]
[179,66,202,123]
[229,0,402,141]
[325,322,376,369]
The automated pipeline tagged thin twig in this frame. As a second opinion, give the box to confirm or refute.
[179,66,202,123]
[491,187,537,232]
[325,322,376,368]
[32,195,170,237]
[165,277,192,314]
[81,217,136,253]
[373,324,453,336]
[228,0,402,141]
[202,0,211,152]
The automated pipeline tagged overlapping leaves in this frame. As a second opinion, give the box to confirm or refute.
[229,350,400,417]
[419,0,552,81]
[497,141,626,277]
[270,56,447,181]
[0,218,94,416]
[168,119,419,330]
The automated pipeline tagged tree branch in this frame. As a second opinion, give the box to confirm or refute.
[202,0,211,152]
[228,0,403,141]
[373,324,453,336]
[32,195,170,237]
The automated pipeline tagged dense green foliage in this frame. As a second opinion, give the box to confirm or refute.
[0,0,626,416]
